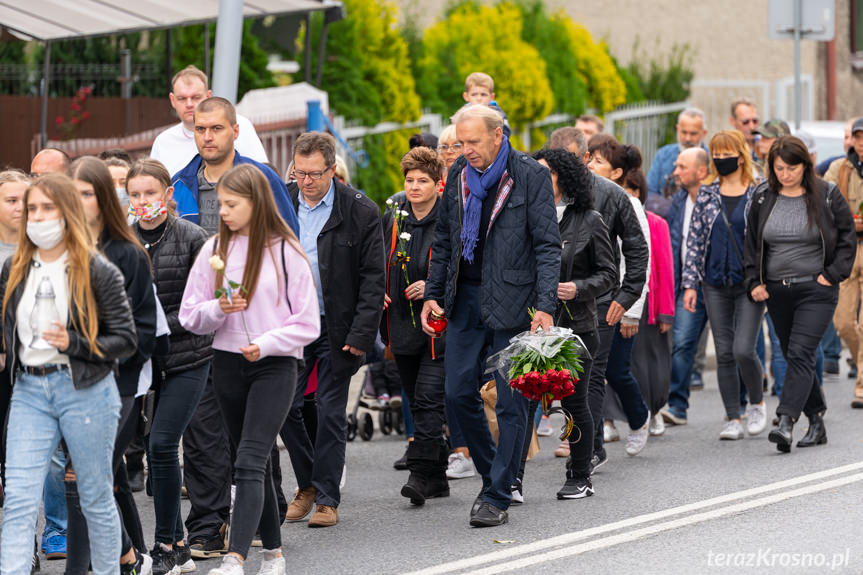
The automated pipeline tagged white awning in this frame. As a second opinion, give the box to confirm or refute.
[0,0,340,42]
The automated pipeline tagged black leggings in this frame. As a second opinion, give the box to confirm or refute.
[393,347,446,442]
[212,351,297,558]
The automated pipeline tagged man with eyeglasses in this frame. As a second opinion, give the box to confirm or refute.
[729,98,760,157]
[280,131,385,528]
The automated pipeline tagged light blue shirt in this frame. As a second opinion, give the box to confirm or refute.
[298,180,335,316]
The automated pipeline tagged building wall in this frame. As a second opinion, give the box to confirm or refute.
[827,0,863,122]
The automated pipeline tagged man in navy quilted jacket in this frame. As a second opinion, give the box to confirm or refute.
[422,104,560,527]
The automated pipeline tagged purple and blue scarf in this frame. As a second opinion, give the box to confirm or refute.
[461,137,510,263]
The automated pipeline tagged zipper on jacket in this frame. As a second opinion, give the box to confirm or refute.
[452,173,464,298]
[760,198,778,286]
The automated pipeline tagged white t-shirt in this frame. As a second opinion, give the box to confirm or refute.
[150,114,269,177]
[681,193,695,268]
[17,252,70,367]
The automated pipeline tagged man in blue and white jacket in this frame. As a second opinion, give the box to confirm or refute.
[647,108,708,198]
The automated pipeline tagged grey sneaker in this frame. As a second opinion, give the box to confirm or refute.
[648,413,665,436]
[624,412,650,456]
[746,401,767,435]
[719,419,744,440]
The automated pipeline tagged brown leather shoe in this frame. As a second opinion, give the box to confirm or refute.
[285,486,316,521]
[308,504,338,528]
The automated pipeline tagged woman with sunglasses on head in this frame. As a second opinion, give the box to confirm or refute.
[127,158,212,575]
[0,173,137,575]
[180,164,320,575]
[66,156,157,574]
[682,130,767,441]
[745,136,855,452]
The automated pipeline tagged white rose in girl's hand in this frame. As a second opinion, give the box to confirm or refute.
[209,254,225,271]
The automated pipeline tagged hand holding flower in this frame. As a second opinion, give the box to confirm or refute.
[219,294,248,314]
[240,344,261,362]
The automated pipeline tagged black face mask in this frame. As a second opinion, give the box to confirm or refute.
[713,156,740,177]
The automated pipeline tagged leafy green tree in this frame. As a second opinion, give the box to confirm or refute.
[296,0,421,204]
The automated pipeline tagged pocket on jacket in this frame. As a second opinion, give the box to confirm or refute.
[503,269,533,285]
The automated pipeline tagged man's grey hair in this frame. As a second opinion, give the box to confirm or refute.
[678,107,706,129]
[451,104,504,133]
[548,127,588,158]
[730,97,756,118]
[293,131,337,166]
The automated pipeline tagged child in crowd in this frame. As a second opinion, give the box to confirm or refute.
[461,72,511,138]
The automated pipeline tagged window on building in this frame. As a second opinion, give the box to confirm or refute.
[852,0,863,67]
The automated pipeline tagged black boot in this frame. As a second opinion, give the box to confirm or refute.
[423,439,450,500]
[797,412,827,447]
[768,415,794,453]
[400,440,449,505]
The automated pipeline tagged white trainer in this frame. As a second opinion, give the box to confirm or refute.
[719,419,744,440]
[603,421,619,442]
[208,555,244,575]
[257,554,285,575]
[446,452,476,479]
[624,412,650,456]
[648,413,666,436]
[746,401,767,435]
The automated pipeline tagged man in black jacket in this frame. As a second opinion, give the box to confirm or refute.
[279,132,385,528]
[549,132,650,469]
[421,105,560,527]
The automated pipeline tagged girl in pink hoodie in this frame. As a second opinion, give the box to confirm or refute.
[180,164,320,575]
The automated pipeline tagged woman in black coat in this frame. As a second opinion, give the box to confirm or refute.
[381,147,448,506]
[516,147,616,500]
[745,136,856,453]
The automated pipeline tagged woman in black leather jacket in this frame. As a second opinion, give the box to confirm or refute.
[516,148,616,501]
[127,159,212,574]
[0,173,136,574]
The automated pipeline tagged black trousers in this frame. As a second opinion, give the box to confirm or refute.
[213,351,297,557]
[587,300,616,454]
[183,369,232,542]
[279,319,351,508]
[393,347,445,442]
[766,280,834,419]
[519,329,597,482]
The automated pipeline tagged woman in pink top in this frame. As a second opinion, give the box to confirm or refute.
[179,164,320,575]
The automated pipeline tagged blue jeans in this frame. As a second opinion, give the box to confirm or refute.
[148,363,209,544]
[42,447,67,540]
[1,369,120,575]
[667,289,707,416]
[821,321,842,362]
[444,283,527,510]
[605,325,649,430]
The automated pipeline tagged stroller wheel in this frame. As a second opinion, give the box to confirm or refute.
[359,412,374,441]
[346,414,358,442]
[379,410,393,435]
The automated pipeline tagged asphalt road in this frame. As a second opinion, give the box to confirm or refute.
[20,352,863,575]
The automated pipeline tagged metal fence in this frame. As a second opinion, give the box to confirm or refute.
[605,101,690,172]
[0,63,164,98]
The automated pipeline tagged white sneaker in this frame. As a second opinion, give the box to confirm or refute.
[624,412,650,456]
[256,554,285,575]
[446,452,476,479]
[746,401,767,435]
[719,419,744,440]
[648,413,666,436]
[536,415,554,437]
[339,464,346,489]
[208,555,244,575]
[603,421,619,442]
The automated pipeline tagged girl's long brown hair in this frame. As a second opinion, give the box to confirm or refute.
[214,164,305,304]
[2,174,104,357]
[70,156,148,257]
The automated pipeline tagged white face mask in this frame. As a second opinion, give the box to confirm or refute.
[116,187,129,208]
[27,219,65,250]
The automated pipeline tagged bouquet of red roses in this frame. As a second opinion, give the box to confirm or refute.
[486,321,587,440]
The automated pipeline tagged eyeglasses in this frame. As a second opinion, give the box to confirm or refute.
[741,118,760,126]
[438,143,463,152]
[294,168,331,181]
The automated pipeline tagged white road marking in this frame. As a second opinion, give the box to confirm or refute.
[404,461,863,575]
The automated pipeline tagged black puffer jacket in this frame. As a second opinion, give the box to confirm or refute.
[133,216,213,377]
[0,254,137,390]
[556,208,618,333]
[102,234,157,396]
[590,173,649,309]
[426,149,561,329]
[380,196,444,357]
[744,178,856,294]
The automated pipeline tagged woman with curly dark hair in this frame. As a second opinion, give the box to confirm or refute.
[514,148,616,501]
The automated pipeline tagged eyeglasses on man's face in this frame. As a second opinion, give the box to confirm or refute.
[438,143,463,152]
[294,168,331,181]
